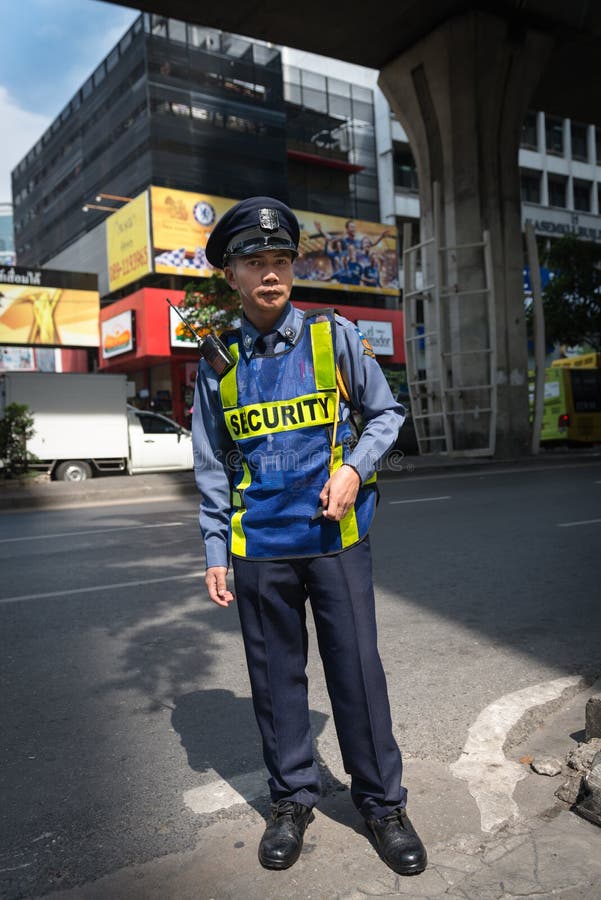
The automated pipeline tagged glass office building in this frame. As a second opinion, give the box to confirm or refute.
[12,15,379,268]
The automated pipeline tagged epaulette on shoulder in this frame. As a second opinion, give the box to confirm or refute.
[218,327,240,345]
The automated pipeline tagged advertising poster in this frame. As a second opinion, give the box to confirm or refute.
[106,191,152,293]
[151,187,236,277]
[356,319,395,356]
[150,188,399,296]
[169,305,207,348]
[0,266,99,347]
[0,346,36,371]
[293,210,399,296]
[101,309,135,359]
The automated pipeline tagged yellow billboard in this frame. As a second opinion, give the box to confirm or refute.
[150,187,399,295]
[106,191,152,292]
[151,187,236,277]
[0,266,99,347]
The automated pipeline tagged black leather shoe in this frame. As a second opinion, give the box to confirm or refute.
[258,800,315,870]
[367,807,427,875]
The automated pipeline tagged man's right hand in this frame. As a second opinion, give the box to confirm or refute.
[205,566,235,607]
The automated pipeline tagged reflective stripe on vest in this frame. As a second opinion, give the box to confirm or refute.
[219,341,240,409]
[330,441,360,546]
[231,459,251,557]
[310,319,337,390]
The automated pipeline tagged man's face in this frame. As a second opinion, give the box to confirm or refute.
[224,249,294,327]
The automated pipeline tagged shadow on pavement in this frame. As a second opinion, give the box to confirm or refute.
[171,689,349,819]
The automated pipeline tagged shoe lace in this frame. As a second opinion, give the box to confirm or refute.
[380,808,407,826]
[270,800,300,821]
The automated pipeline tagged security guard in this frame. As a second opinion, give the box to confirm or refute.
[192,196,427,876]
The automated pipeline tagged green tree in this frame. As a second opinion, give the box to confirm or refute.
[537,234,601,351]
[173,274,241,343]
[0,402,36,477]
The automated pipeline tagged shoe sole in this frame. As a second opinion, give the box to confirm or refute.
[258,812,315,870]
[385,858,427,876]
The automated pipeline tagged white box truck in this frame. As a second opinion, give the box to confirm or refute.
[0,372,194,481]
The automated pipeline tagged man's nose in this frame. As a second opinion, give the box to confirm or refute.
[263,269,278,282]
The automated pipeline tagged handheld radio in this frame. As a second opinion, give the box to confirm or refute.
[166,299,235,377]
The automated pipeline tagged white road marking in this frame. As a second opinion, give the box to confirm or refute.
[382,460,599,484]
[183,769,267,814]
[4,494,198,514]
[556,517,601,528]
[0,571,204,605]
[0,522,185,544]
[450,675,581,833]
[389,495,451,505]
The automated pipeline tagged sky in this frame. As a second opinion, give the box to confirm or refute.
[0,0,139,202]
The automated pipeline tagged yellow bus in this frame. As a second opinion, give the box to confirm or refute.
[530,355,601,443]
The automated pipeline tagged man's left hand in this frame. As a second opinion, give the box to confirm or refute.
[319,464,361,521]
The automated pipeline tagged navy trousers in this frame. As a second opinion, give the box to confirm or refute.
[232,536,407,820]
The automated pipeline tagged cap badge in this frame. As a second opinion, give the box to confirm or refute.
[258,208,279,232]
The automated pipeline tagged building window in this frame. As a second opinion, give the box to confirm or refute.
[571,122,588,161]
[596,127,601,165]
[168,18,187,43]
[573,179,591,212]
[520,169,541,204]
[548,174,567,208]
[106,47,120,73]
[393,143,419,191]
[521,111,538,150]
[545,116,564,155]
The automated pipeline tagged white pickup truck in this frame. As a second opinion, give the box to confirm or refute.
[0,372,194,481]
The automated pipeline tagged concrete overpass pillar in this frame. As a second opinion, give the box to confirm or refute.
[379,11,553,456]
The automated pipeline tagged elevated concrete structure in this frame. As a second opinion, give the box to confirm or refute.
[104,0,601,454]
[380,12,553,453]
[110,1,601,125]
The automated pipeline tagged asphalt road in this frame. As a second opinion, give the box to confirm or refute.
[0,461,600,897]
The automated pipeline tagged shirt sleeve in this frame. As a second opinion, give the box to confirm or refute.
[335,317,406,483]
[191,361,234,569]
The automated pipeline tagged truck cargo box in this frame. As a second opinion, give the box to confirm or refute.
[0,372,129,461]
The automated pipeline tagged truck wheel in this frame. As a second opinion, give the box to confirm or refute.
[55,460,93,482]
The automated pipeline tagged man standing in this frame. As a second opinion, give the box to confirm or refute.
[192,196,427,876]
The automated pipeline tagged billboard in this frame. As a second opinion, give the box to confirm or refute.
[0,266,99,347]
[101,309,135,359]
[151,187,235,277]
[106,191,152,293]
[0,346,36,371]
[150,187,399,296]
[356,319,395,356]
[293,210,399,296]
[169,305,206,348]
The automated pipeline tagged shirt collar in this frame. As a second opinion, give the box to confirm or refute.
[239,302,302,354]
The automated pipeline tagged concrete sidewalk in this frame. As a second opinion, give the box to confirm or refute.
[1,447,599,512]
[50,679,601,900]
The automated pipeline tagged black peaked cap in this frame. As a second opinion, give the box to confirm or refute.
[205,196,300,268]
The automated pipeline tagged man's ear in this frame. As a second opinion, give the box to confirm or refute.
[223,264,237,290]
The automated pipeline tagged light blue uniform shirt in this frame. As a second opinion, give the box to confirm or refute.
[192,302,405,568]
